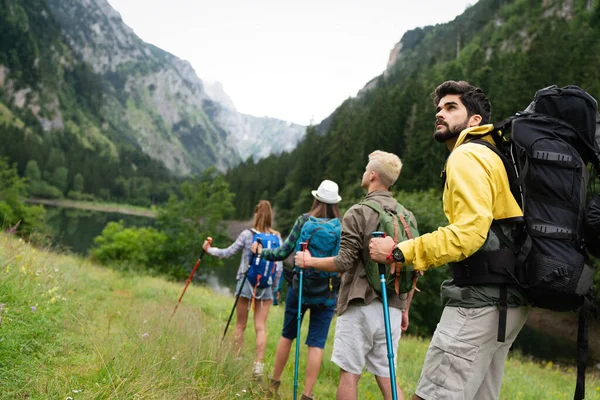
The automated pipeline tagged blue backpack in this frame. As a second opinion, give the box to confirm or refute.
[247,230,281,289]
[293,216,342,307]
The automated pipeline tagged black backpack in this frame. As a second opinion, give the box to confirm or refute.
[476,85,599,400]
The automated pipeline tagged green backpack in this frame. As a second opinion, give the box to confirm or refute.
[360,200,420,297]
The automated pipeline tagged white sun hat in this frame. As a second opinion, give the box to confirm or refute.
[311,180,342,204]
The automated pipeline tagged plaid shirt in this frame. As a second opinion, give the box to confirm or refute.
[260,215,306,261]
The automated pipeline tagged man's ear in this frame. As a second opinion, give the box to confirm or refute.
[370,170,377,182]
[468,114,482,127]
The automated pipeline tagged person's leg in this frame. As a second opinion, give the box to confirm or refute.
[414,305,526,400]
[473,306,529,399]
[337,369,361,400]
[272,337,294,380]
[332,305,374,399]
[253,299,272,362]
[363,302,403,400]
[234,297,250,355]
[303,346,323,396]
[270,289,303,395]
[375,375,404,400]
[303,306,335,396]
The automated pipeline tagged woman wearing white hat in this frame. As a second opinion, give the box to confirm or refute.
[251,179,342,400]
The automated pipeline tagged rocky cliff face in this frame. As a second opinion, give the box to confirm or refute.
[0,0,305,175]
[203,80,305,161]
[44,0,243,174]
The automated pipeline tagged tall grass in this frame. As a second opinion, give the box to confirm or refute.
[0,234,598,399]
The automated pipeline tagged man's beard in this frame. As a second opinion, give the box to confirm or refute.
[433,120,468,143]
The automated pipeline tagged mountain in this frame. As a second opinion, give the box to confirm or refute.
[0,0,305,196]
[43,0,246,174]
[203,80,306,161]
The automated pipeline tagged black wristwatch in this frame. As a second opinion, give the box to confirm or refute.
[391,247,405,263]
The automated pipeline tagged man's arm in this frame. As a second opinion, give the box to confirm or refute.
[294,253,338,272]
[371,147,494,271]
[294,205,366,272]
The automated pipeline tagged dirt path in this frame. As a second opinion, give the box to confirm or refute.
[25,198,155,218]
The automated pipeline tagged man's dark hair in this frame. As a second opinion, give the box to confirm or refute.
[433,80,491,125]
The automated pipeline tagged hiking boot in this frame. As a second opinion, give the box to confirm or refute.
[251,361,264,381]
[301,394,313,400]
[267,377,280,399]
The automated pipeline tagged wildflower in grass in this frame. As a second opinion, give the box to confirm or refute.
[0,304,5,312]
[30,306,36,312]
[142,333,149,339]
[50,297,56,304]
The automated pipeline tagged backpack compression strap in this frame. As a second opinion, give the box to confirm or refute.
[361,201,413,295]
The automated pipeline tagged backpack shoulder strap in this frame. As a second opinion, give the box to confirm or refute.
[395,206,413,240]
[470,138,517,183]
[359,200,384,215]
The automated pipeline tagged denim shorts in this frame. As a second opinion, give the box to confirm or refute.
[281,288,335,349]
[235,277,274,301]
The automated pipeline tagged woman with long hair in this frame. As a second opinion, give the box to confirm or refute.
[203,200,282,377]
[251,180,342,400]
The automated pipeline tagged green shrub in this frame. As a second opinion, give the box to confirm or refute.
[91,221,168,272]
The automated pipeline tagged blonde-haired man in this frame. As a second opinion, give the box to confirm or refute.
[295,150,417,400]
[366,150,403,188]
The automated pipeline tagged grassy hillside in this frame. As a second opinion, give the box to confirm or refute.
[1,235,598,399]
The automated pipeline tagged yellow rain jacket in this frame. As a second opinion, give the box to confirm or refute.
[397,124,523,271]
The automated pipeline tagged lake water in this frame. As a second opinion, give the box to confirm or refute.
[45,206,242,293]
[45,206,156,254]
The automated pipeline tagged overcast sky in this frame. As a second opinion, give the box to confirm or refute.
[107,0,474,125]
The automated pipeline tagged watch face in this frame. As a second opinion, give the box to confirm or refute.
[392,248,404,262]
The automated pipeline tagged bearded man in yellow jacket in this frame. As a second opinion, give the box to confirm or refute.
[370,80,529,400]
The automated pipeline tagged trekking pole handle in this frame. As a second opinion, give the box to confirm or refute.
[300,242,308,252]
[201,237,213,258]
[372,232,387,275]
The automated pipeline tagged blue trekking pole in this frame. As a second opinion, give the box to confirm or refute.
[372,231,398,400]
[294,241,308,400]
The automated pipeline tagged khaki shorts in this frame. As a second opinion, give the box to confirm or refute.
[331,300,403,377]
[415,305,528,400]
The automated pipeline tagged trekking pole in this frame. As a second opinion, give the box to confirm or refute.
[294,241,308,400]
[372,231,398,400]
[221,238,262,342]
[170,238,212,322]
[272,274,282,306]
